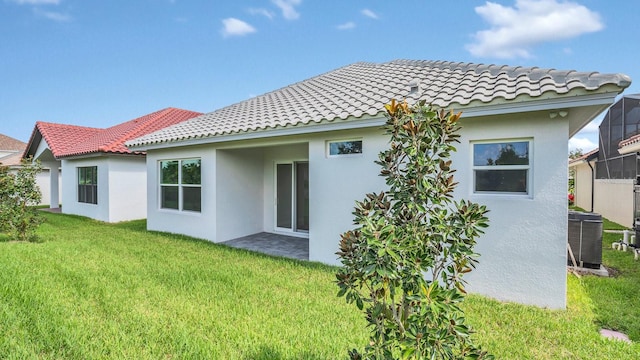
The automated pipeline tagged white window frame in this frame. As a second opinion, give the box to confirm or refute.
[326,139,363,158]
[158,158,202,212]
[471,139,533,197]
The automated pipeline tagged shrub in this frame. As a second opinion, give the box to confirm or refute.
[336,100,492,359]
[0,158,43,241]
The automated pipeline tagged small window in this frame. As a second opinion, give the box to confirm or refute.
[327,139,362,157]
[160,159,201,212]
[78,166,98,204]
[472,140,531,195]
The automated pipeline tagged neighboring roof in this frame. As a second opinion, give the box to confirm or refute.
[0,152,24,166]
[0,134,27,166]
[127,59,631,148]
[569,148,599,166]
[619,133,640,148]
[25,108,202,159]
[0,133,26,151]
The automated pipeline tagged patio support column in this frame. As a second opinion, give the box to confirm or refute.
[45,162,60,209]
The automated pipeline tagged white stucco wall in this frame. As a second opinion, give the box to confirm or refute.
[9,167,61,206]
[106,156,147,222]
[456,113,569,309]
[35,167,62,206]
[308,128,389,263]
[594,179,634,228]
[144,111,570,309]
[62,157,110,221]
[216,148,265,242]
[146,145,217,240]
[303,114,568,309]
[61,156,146,222]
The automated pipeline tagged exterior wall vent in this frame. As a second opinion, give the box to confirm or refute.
[408,79,420,94]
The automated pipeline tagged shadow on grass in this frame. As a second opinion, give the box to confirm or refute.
[243,346,329,360]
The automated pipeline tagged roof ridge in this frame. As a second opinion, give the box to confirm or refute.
[58,107,202,157]
[103,107,202,152]
[36,120,102,131]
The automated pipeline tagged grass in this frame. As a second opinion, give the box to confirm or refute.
[570,205,639,340]
[580,223,640,342]
[0,212,638,359]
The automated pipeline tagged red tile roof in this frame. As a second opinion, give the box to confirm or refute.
[34,122,102,158]
[30,108,201,159]
[568,147,599,165]
[619,133,640,149]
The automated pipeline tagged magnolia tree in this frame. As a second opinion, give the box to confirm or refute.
[336,100,492,359]
[0,158,43,241]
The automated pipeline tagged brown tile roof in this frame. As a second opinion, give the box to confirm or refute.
[126,59,631,147]
[0,133,27,151]
[28,108,202,159]
[0,134,27,166]
[0,152,25,166]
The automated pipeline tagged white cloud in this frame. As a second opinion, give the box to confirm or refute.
[336,21,355,30]
[10,0,60,4]
[221,18,256,38]
[271,0,301,20]
[466,0,603,59]
[569,137,597,152]
[361,9,378,19]
[579,119,602,134]
[249,7,275,20]
[34,8,70,21]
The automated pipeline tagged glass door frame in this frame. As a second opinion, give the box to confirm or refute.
[274,160,309,235]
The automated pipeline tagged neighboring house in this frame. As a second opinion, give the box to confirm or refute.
[569,94,640,228]
[568,148,598,213]
[23,108,202,222]
[0,133,61,206]
[127,60,630,309]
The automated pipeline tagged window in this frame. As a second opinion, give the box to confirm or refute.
[160,158,201,212]
[78,166,98,204]
[472,140,531,194]
[327,139,362,157]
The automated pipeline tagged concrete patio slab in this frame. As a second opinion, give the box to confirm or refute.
[221,232,309,261]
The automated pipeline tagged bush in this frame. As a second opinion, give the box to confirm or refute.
[0,158,43,241]
[336,100,492,359]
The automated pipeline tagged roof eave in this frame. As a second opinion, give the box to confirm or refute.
[128,90,625,152]
[619,142,640,155]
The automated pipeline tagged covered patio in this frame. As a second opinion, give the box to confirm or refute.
[221,232,309,261]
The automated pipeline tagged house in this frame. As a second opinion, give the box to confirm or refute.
[0,133,61,206]
[126,60,630,309]
[23,107,202,222]
[568,148,598,212]
[569,94,640,228]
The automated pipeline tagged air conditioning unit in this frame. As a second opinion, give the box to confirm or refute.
[567,211,603,269]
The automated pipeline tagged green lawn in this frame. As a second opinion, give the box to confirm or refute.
[581,224,640,342]
[0,212,638,359]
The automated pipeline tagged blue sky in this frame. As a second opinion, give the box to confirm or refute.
[2,0,638,153]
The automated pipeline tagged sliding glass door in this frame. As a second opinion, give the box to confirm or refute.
[276,162,309,233]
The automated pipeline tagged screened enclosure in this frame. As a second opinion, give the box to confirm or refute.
[596,94,640,180]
